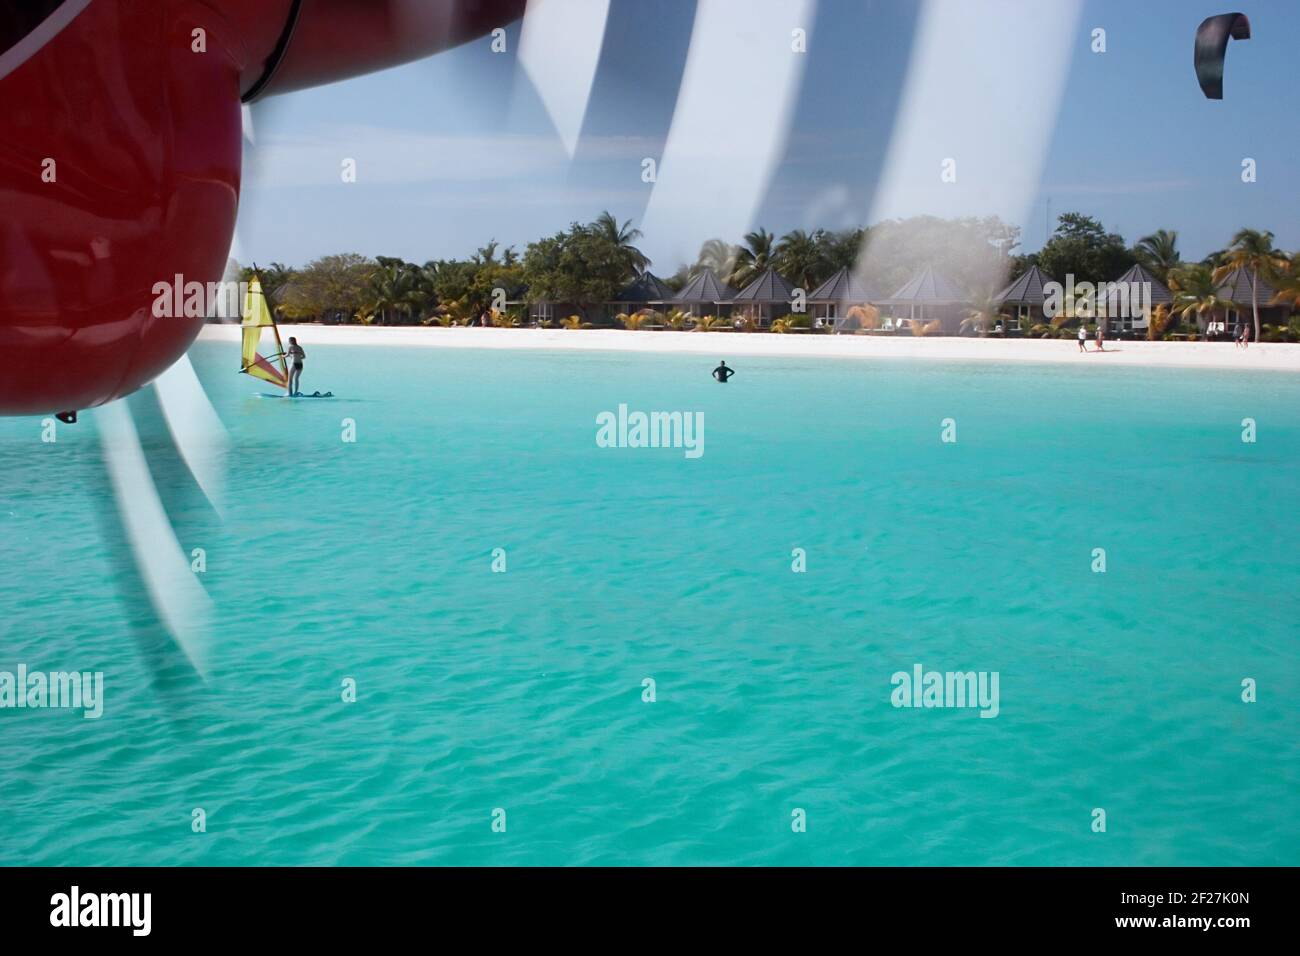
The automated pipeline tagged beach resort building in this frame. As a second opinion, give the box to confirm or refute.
[609,271,674,322]
[731,267,797,326]
[603,273,676,325]
[808,267,884,330]
[1102,263,1171,335]
[1202,266,1288,335]
[994,264,1056,332]
[672,268,737,319]
[526,298,557,325]
[881,266,969,333]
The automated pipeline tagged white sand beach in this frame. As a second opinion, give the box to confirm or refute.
[200,324,1300,373]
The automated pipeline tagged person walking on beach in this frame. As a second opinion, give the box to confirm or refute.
[1077,322,1088,352]
[1094,319,1105,352]
[286,336,305,395]
[713,360,734,383]
[1236,317,1249,349]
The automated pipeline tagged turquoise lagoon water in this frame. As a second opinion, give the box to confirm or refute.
[1,339,1297,866]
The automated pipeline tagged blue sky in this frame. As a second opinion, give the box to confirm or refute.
[235,0,1299,272]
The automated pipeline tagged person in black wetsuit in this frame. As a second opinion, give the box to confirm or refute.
[712,360,734,383]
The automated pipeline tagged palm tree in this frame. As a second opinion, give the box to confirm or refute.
[1267,251,1300,309]
[592,211,650,274]
[616,309,653,330]
[1169,263,1234,334]
[1134,229,1181,283]
[1146,304,1172,341]
[693,315,722,331]
[258,262,295,299]
[818,227,867,274]
[774,229,827,290]
[395,264,434,323]
[474,240,500,266]
[1199,247,1228,270]
[844,304,880,331]
[693,239,739,281]
[960,290,1003,336]
[1214,228,1288,342]
[730,228,775,288]
[366,260,415,325]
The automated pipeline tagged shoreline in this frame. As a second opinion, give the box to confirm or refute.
[199,324,1300,372]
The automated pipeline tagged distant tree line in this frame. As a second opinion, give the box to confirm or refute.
[233,210,1299,337]
[1018,216,1299,341]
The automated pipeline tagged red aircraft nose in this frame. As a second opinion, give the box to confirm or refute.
[0,0,524,416]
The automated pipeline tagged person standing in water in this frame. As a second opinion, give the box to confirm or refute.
[712,360,734,383]
[286,336,305,395]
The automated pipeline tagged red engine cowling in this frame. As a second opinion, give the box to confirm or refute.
[0,0,524,416]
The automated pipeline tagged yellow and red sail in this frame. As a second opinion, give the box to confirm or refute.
[240,275,288,389]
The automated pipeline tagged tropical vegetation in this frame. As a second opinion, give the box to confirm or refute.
[229,210,1298,339]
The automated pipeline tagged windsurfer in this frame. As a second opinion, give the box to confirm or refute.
[287,337,305,395]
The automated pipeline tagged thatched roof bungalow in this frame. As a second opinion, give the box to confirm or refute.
[1198,265,1289,337]
[672,268,737,318]
[608,272,674,323]
[1101,263,1171,334]
[880,266,968,333]
[731,268,796,326]
[994,264,1056,331]
[808,267,884,329]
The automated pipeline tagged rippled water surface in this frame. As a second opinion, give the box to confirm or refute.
[1,340,1297,865]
